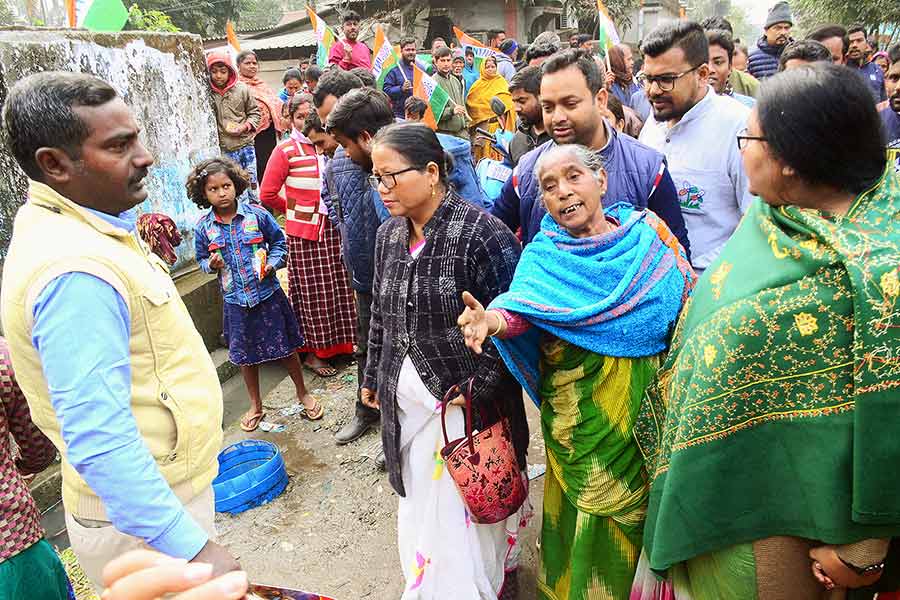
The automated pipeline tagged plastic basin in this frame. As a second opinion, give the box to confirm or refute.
[213,440,288,514]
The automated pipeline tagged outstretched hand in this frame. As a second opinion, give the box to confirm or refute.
[458,291,491,354]
[101,550,247,600]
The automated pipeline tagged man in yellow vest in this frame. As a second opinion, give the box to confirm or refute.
[0,72,239,590]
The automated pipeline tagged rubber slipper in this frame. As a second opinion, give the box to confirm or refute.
[300,399,324,421]
[240,411,266,432]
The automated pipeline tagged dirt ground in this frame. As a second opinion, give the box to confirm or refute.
[216,361,547,600]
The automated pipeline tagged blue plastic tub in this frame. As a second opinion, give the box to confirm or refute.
[213,440,288,514]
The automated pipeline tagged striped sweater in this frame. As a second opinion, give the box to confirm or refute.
[260,135,326,241]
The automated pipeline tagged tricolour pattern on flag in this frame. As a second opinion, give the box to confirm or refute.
[372,26,403,89]
[596,0,621,50]
[67,0,128,31]
[307,6,337,68]
[412,64,450,130]
[452,26,507,71]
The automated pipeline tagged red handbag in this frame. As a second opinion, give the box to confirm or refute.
[440,378,527,524]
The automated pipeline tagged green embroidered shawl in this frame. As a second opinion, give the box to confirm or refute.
[636,167,900,572]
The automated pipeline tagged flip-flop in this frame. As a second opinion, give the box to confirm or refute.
[299,398,324,421]
[240,411,266,432]
[304,361,338,378]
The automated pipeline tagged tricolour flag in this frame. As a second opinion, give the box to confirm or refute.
[66,0,128,31]
[596,0,621,51]
[453,26,506,71]
[372,25,404,89]
[226,21,242,52]
[307,6,337,68]
[412,63,451,130]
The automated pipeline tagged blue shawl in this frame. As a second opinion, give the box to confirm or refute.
[490,203,694,405]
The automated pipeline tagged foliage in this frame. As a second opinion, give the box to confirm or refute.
[791,0,900,45]
[0,0,14,26]
[570,0,640,35]
[236,0,282,30]
[686,0,755,44]
[128,4,180,32]
[134,0,242,37]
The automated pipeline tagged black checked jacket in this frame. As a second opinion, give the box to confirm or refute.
[363,192,530,497]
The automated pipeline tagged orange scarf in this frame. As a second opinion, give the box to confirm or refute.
[238,74,288,133]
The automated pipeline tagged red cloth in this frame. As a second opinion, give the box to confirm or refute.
[238,74,287,133]
[0,337,57,562]
[286,224,356,356]
[260,136,325,241]
[137,213,182,266]
[327,39,372,70]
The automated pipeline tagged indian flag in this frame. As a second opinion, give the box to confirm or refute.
[307,6,337,68]
[596,0,621,51]
[372,25,404,89]
[412,63,450,130]
[453,26,506,71]
[66,0,128,31]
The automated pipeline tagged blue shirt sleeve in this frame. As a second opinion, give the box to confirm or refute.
[194,219,214,274]
[32,272,209,559]
[372,187,390,222]
[258,208,287,270]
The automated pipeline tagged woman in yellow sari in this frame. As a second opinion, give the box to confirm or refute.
[466,56,517,163]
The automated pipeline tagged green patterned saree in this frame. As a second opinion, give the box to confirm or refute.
[636,167,900,575]
[538,337,661,600]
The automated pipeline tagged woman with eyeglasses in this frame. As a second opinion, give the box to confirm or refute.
[631,63,900,600]
[362,121,530,599]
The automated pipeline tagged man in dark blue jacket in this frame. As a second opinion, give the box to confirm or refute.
[382,37,417,119]
[747,2,793,80]
[491,49,691,257]
[315,69,387,447]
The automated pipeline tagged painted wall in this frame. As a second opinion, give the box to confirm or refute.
[0,28,220,275]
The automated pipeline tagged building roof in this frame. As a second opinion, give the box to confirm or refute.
[240,29,319,51]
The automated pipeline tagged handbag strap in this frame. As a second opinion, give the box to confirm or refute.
[440,378,476,455]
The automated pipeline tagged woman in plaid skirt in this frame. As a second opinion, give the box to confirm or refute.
[260,94,357,377]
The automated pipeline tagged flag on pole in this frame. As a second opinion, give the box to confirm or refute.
[226,21,242,52]
[372,25,405,88]
[307,6,337,68]
[412,63,451,130]
[66,0,128,31]
[452,26,507,71]
[596,0,621,51]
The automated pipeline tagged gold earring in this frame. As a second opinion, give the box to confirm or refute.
[431,185,436,199]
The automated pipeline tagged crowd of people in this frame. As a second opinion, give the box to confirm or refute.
[0,3,899,600]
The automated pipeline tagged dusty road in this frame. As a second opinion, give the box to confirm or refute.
[216,361,547,600]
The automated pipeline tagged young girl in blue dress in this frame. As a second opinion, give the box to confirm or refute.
[188,157,324,431]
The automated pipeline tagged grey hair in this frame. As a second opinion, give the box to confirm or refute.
[534,144,606,182]
[2,71,118,181]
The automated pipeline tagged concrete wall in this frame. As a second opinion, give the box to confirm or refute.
[0,27,221,274]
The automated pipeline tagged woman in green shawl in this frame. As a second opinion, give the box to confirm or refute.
[631,64,900,600]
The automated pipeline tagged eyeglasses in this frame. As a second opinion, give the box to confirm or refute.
[736,128,768,151]
[638,65,702,92]
[368,167,418,190]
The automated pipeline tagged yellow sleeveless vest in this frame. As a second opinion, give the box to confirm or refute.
[0,181,223,520]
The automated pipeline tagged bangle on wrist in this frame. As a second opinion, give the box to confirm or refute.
[488,313,503,337]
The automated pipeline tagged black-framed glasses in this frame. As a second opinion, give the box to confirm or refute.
[736,128,768,151]
[368,167,418,190]
[638,65,701,92]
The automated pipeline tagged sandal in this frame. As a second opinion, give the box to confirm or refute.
[240,411,266,432]
[303,357,339,378]
[299,397,324,421]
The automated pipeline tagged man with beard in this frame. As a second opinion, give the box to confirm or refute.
[880,44,900,152]
[383,37,417,119]
[328,10,372,71]
[639,21,752,273]
[491,49,689,255]
[0,72,238,589]
[508,66,551,165]
[807,24,849,65]
[747,1,793,80]
[848,24,887,103]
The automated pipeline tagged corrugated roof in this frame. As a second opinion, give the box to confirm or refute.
[240,29,318,51]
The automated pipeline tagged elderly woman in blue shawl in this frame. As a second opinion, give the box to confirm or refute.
[457,144,695,600]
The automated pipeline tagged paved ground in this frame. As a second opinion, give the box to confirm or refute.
[215,359,547,599]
